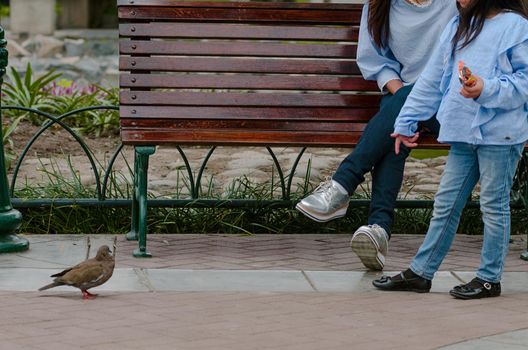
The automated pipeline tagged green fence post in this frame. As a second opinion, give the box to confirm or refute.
[0,26,29,253]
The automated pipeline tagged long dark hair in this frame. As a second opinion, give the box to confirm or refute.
[367,0,391,48]
[452,0,528,54]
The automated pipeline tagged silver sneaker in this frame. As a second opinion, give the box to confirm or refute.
[350,224,389,271]
[295,179,349,222]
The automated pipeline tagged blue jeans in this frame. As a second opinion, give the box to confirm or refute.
[332,85,439,236]
[410,143,525,283]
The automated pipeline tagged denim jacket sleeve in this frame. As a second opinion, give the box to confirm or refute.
[356,4,401,92]
[476,40,528,110]
[392,18,457,137]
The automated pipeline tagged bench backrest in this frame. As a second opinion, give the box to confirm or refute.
[118,1,383,147]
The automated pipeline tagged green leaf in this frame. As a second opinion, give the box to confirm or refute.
[3,115,24,140]
[24,62,33,88]
[9,66,24,91]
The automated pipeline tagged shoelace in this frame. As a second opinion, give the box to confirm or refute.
[367,224,389,247]
[313,178,333,201]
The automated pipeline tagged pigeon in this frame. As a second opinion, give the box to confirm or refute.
[38,244,115,299]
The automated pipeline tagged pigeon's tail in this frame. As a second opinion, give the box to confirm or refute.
[38,282,62,291]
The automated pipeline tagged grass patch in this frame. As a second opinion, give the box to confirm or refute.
[410,149,448,159]
[13,159,527,236]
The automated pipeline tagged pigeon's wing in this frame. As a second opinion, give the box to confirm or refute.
[50,268,73,278]
[50,257,97,277]
[56,261,105,288]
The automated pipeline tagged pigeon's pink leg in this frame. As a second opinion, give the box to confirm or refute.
[82,291,98,299]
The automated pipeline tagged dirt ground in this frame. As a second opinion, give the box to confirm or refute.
[8,118,120,158]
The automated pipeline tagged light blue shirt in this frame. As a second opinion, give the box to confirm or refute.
[394,12,528,145]
[357,0,458,92]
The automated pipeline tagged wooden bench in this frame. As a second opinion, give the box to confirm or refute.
[117,0,527,257]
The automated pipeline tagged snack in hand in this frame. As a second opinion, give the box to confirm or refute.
[458,60,477,87]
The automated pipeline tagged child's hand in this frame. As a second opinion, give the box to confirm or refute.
[390,132,420,155]
[460,76,483,99]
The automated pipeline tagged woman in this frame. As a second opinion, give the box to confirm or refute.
[296,0,458,270]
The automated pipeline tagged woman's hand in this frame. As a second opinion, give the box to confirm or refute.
[390,132,420,155]
[460,76,483,99]
[385,79,404,95]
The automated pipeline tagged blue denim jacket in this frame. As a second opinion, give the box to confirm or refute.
[394,12,528,145]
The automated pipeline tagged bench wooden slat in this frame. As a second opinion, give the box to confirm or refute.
[119,106,380,121]
[120,129,444,148]
[119,40,359,59]
[120,74,379,91]
[117,0,362,11]
[120,119,367,132]
[118,7,361,24]
[121,129,364,146]
[120,91,381,107]
[120,57,360,75]
[119,23,358,41]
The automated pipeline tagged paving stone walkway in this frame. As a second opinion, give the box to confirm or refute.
[1,233,527,350]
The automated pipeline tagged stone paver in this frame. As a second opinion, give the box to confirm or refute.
[0,233,527,350]
[1,291,528,350]
[8,233,526,271]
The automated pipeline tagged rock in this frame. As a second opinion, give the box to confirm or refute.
[227,151,272,170]
[58,70,82,82]
[101,68,119,88]
[218,168,268,179]
[404,161,428,169]
[311,148,350,156]
[412,184,439,193]
[415,174,442,184]
[163,169,189,182]
[292,167,321,181]
[89,40,118,56]
[149,179,177,190]
[22,35,64,58]
[114,172,134,185]
[405,169,429,177]
[424,156,447,167]
[6,40,31,57]
[19,57,52,72]
[80,174,96,186]
[75,57,103,82]
[64,38,86,57]
[49,56,81,71]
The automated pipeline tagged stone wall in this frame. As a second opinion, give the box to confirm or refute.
[5,29,118,87]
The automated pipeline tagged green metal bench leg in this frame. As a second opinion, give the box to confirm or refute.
[0,27,29,253]
[132,146,156,258]
[126,150,139,241]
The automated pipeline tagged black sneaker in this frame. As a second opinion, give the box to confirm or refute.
[449,277,501,300]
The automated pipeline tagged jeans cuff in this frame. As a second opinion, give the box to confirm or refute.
[410,264,433,281]
[475,273,501,284]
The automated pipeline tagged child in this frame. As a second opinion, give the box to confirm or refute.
[373,0,528,299]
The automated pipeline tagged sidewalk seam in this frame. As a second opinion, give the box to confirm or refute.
[301,270,318,292]
[134,268,155,292]
[450,271,467,284]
